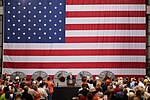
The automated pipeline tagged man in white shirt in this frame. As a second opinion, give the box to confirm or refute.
[138,78,145,88]
[38,82,48,100]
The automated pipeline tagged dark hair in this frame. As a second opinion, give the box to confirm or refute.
[37,76,43,82]
[81,84,89,89]
[136,90,141,97]
[39,83,45,88]
[9,80,12,82]
[89,80,93,84]
[87,92,93,100]
[47,77,50,81]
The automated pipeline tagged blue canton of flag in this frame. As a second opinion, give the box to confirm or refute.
[5,0,66,43]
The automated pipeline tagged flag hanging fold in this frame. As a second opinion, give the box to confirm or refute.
[3,0,146,76]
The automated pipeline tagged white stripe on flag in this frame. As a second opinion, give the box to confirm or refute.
[2,68,146,75]
[66,5,145,11]
[4,43,146,50]
[3,56,145,62]
[66,17,146,24]
[66,30,146,37]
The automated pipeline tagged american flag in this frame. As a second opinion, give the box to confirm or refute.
[3,0,146,77]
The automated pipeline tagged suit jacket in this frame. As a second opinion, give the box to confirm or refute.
[67,75,75,80]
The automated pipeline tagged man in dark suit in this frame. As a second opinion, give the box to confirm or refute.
[67,72,75,80]
[67,72,76,86]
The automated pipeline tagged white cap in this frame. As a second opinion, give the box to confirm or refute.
[33,81,36,84]
[15,76,20,80]
[95,76,100,80]
[39,80,42,83]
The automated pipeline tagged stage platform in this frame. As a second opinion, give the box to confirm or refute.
[53,86,80,100]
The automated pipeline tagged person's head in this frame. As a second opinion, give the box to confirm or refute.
[86,76,90,81]
[106,79,111,85]
[116,84,119,88]
[15,92,22,99]
[47,77,50,81]
[81,84,87,88]
[119,86,123,92]
[22,77,27,81]
[37,76,43,82]
[133,97,140,100]
[31,78,34,82]
[82,76,87,82]
[39,82,46,89]
[109,89,115,94]
[107,85,113,90]
[136,89,142,97]
[96,82,102,90]
[69,72,72,75]
[26,82,31,87]
[31,84,38,91]
[89,80,93,84]
[99,92,104,99]
[128,92,135,100]
[123,88,128,94]
[87,92,93,100]
[23,86,29,92]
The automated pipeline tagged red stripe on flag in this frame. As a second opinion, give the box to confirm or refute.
[66,37,146,43]
[66,0,145,5]
[66,24,146,30]
[3,62,145,68]
[66,11,146,17]
[4,49,146,56]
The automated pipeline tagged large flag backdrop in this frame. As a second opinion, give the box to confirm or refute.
[3,0,146,77]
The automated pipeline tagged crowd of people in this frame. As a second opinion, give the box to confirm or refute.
[75,76,150,100]
[0,74,150,100]
[0,76,54,100]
